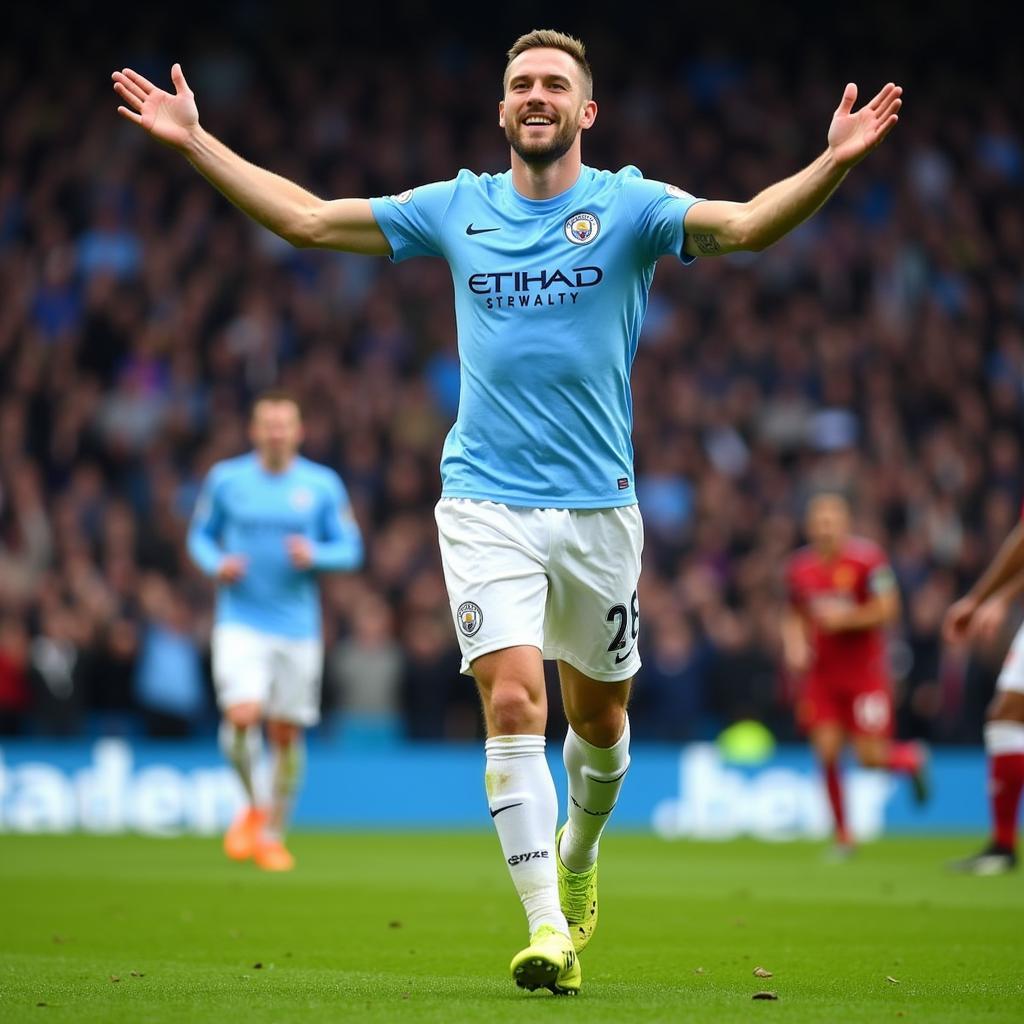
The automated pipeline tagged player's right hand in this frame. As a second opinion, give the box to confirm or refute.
[942,596,977,646]
[111,63,198,150]
[970,594,1009,644]
[217,555,247,583]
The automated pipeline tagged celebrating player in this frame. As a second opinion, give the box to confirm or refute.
[115,31,902,992]
[782,493,928,855]
[187,392,362,871]
[944,518,1024,874]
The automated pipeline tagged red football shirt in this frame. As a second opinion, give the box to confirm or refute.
[786,537,895,690]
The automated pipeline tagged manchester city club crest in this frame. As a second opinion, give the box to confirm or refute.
[665,183,695,200]
[457,601,483,637]
[289,487,314,511]
[564,211,600,245]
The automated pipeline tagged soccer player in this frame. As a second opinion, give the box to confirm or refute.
[944,517,1024,874]
[114,31,902,992]
[187,392,362,871]
[782,493,928,855]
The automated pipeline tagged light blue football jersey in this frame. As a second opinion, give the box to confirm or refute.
[370,165,702,508]
[187,453,363,638]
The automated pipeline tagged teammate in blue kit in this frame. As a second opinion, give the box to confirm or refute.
[115,29,901,990]
[188,392,362,871]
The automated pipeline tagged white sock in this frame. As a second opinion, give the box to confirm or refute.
[485,735,568,937]
[267,737,305,840]
[219,720,263,805]
[559,717,631,873]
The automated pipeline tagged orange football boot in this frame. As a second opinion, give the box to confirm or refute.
[223,807,267,861]
[253,836,295,872]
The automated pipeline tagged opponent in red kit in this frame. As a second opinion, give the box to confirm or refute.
[944,514,1024,874]
[781,493,929,853]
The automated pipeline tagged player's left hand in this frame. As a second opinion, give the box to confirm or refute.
[814,604,850,634]
[286,535,314,569]
[827,82,902,169]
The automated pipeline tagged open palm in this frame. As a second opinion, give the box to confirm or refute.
[827,82,902,169]
[111,64,198,149]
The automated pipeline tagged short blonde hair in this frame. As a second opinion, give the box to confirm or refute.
[252,389,301,418]
[504,29,593,100]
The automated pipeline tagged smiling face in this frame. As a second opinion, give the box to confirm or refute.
[499,47,596,167]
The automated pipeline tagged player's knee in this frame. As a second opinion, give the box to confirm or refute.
[266,720,301,746]
[226,703,261,730]
[811,731,843,764]
[854,743,886,769]
[487,681,544,734]
[570,704,627,748]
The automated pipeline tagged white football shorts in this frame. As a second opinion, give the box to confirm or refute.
[211,623,324,726]
[435,498,643,682]
[997,622,1024,695]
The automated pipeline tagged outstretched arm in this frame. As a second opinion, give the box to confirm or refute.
[943,520,1024,645]
[683,81,902,257]
[112,64,390,254]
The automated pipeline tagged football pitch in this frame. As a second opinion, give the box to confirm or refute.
[1,833,1020,1023]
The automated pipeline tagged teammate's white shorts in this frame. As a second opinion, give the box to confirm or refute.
[211,623,323,726]
[997,623,1024,694]
[435,498,643,682]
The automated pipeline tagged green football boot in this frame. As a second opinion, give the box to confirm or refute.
[510,924,581,995]
[555,824,599,952]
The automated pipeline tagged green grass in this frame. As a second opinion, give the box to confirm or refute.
[0,833,1021,1022]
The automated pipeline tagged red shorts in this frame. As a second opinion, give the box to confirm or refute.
[797,678,893,738]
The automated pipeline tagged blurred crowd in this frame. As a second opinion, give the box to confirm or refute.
[1,13,1022,745]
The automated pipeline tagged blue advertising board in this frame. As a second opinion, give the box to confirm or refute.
[0,739,989,839]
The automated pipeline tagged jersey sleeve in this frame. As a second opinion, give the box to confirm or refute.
[311,472,364,572]
[187,467,225,576]
[619,167,705,266]
[866,556,897,597]
[368,179,460,263]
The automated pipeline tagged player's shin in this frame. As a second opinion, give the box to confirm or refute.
[219,719,263,805]
[559,716,630,872]
[985,721,1024,851]
[268,735,305,839]
[823,760,849,845]
[485,735,568,936]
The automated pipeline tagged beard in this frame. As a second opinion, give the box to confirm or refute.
[505,115,578,166]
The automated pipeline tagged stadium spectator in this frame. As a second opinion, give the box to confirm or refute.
[134,572,207,737]
[0,15,1021,753]
[327,592,403,743]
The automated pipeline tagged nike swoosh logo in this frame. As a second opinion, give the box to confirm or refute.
[466,224,501,235]
[490,802,523,818]
[571,795,617,814]
[614,643,637,665]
